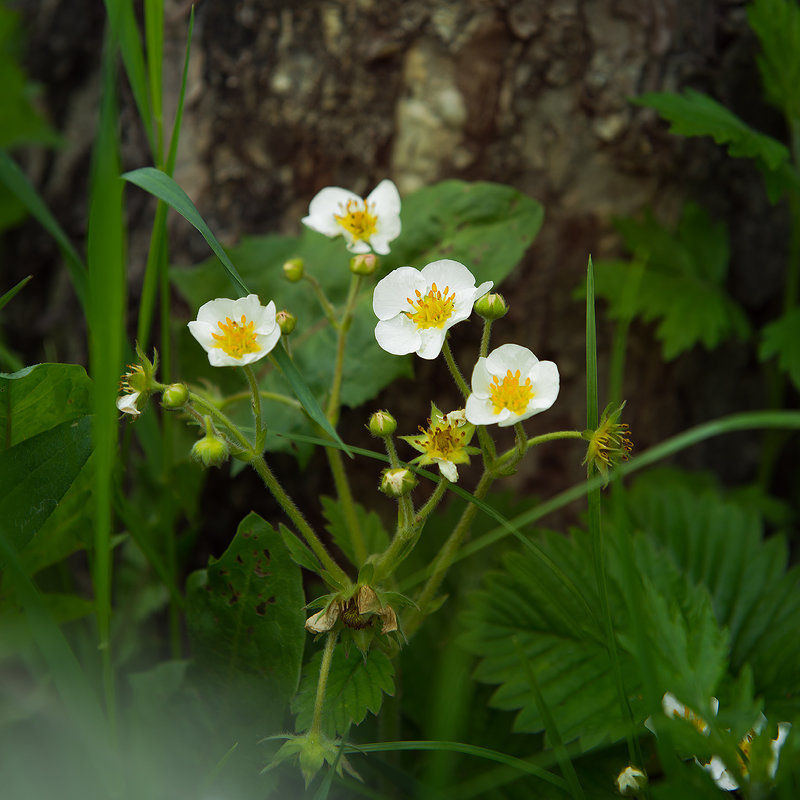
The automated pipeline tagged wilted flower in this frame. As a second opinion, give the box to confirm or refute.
[583,402,633,485]
[400,404,479,483]
[305,603,340,634]
[305,587,397,636]
[187,294,281,367]
[616,765,647,795]
[116,348,158,418]
[465,343,559,427]
[373,260,492,360]
[302,179,401,255]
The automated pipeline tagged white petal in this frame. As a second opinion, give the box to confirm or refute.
[373,267,426,319]
[415,327,448,359]
[528,360,560,411]
[187,319,217,350]
[116,392,140,417]
[345,237,371,254]
[469,356,493,397]
[702,756,738,791]
[420,259,477,292]
[369,230,395,255]
[661,692,685,718]
[485,343,539,378]
[367,179,401,219]
[465,394,507,426]
[305,605,340,633]
[195,297,236,327]
[375,316,421,355]
[254,325,282,358]
[437,460,458,482]
[302,187,361,236]
[770,722,791,777]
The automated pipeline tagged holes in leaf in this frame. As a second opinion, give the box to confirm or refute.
[255,597,276,616]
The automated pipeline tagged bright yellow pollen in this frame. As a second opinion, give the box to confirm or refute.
[406,283,456,329]
[211,314,261,359]
[334,199,378,242]
[417,422,465,460]
[489,369,534,415]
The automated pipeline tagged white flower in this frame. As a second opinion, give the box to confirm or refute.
[660,692,718,735]
[116,390,141,417]
[302,179,401,254]
[616,765,647,795]
[373,260,492,360]
[187,294,281,367]
[465,343,559,427]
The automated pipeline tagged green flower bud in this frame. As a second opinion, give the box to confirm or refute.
[276,309,297,335]
[379,467,417,498]
[349,253,378,276]
[368,409,397,437]
[191,417,230,468]
[161,383,188,409]
[282,257,305,282]
[474,292,509,320]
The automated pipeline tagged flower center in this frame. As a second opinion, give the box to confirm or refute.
[334,199,378,243]
[211,314,261,359]
[418,423,465,460]
[490,369,534,415]
[406,283,456,329]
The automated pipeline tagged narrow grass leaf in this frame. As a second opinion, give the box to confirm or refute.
[0,274,31,312]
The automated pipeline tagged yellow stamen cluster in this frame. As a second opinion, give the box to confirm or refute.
[673,706,709,735]
[334,199,378,243]
[406,283,456,329]
[414,419,469,460]
[737,728,755,775]
[489,369,534,415]
[119,364,145,394]
[211,314,261,359]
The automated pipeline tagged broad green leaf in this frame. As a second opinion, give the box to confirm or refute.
[0,363,91,448]
[291,645,395,737]
[748,0,800,120]
[279,522,323,573]
[620,471,800,718]
[185,512,305,719]
[321,496,390,566]
[593,204,750,360]
[759,307,800,391]
[0,416,93,555]
[633,89,789,169]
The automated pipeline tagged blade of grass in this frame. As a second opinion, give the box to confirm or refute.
[0,151,87,309]
[87,31,126,734]
[345,741,568,792]
[103,0,154,154]
[0,274,32,312]
[144,0,164,161]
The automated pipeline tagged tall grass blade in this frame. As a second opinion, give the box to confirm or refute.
[0,151,87,309]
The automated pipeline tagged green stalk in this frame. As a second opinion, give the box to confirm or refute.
[305,273,339,327]
[243,364,266,453]
[250,455,349,588]
[406,471,494,636]
[310,632,338,736]
[325,274,367,564]
[442,338,470,399]
[586,256,639,766]
[220,389,302,411]
[479,317,493,358]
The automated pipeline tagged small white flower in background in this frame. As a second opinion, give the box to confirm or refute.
[302,179,401,254]
[465,343,559,427]
[615,765,647,796]
[116,389,141,418]
[373,259,492,360]
[660,691,718,735]
[188,294,281,367]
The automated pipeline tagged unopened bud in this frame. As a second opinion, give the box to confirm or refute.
[379,467,417,498]
[276,309,297,335]
[191,417,230,468]
[368,410,397,437]
[474,292,508,320]
[349,253,378,276]
[161,383,188,409]
[282,258,304,282]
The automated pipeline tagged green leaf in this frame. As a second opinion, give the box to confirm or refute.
[633,89,789,168]
[321,496,390,566]
[620,470,800,718]
[185,512,305,718]
[748,0,800,120]
[0,275,31,312]
[0,416,93,555]
[759,307,800,391]
[291,645,395,737]
[593,204,750,360]
[0,363,92,448]
[279,522,323,574]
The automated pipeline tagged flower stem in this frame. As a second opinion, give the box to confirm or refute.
[243,364,266,453]
[310,631,338,736]
[187,391,252,451]
[305,273,339,328]
[492,430,584,473]
[479,317,493,358]
[250,454,349,587]
[325,274,367,565]
[442,338,470,399]
[406,471,494,636]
